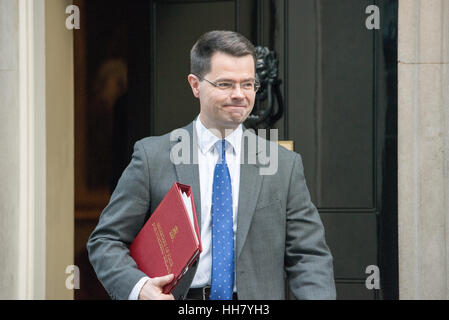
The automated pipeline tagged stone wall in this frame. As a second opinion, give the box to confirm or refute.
[0,0,20,299]
[398,0,449,299]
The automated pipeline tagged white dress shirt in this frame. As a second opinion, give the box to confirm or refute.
[128,117,241,299]
[190,116,241,292]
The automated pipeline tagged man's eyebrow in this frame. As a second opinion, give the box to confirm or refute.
[214,77,256,82]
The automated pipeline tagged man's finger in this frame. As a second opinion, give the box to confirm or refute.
[151,274,174,288]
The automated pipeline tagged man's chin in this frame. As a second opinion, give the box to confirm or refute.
[226,113,248,126]
[226,110,249,122]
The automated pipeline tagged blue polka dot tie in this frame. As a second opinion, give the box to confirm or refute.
[210,139,234,300]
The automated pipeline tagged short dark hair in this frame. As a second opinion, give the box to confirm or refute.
[190,30,256,78]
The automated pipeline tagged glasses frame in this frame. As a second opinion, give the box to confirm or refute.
[194,74,260,93]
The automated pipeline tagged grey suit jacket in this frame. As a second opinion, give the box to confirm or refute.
[87,121,336,300]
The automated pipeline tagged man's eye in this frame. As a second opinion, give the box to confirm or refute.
[241,83,254,89]
[216,82,233,89]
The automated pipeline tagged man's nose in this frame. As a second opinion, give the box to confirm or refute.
[230,84,245,99]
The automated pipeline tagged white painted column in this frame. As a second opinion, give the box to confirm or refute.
[0,0,46,299]
[398,0,449,299]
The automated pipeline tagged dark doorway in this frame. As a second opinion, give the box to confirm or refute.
[74,0,398,300]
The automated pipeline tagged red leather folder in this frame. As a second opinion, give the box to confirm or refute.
[129,182,202,294]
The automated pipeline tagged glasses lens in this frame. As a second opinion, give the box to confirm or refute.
[215,82,234,90]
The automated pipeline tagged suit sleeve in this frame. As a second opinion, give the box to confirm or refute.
[284,153,337,299]
[87,140,151,300]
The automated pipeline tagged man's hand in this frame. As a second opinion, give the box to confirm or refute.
[138,274,175,300]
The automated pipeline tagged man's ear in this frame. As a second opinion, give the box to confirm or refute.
[187,74,200,98]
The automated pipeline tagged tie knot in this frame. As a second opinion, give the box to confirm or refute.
[215,139,227,164]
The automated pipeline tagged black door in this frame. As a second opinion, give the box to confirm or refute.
[125,0,398,300]
[276,0,398,299]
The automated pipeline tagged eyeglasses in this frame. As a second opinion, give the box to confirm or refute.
[194,74,260,93]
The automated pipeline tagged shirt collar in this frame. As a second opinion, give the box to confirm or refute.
[195,115,242,156]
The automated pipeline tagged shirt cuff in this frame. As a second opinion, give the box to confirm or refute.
[128,276,151,300]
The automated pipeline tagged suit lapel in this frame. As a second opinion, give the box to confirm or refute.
[236,130,264,262]
[236,164,263,262]
[171,121,202,299]
[172,121,202,229]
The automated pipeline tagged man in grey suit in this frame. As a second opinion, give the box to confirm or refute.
[87,30,336,300]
